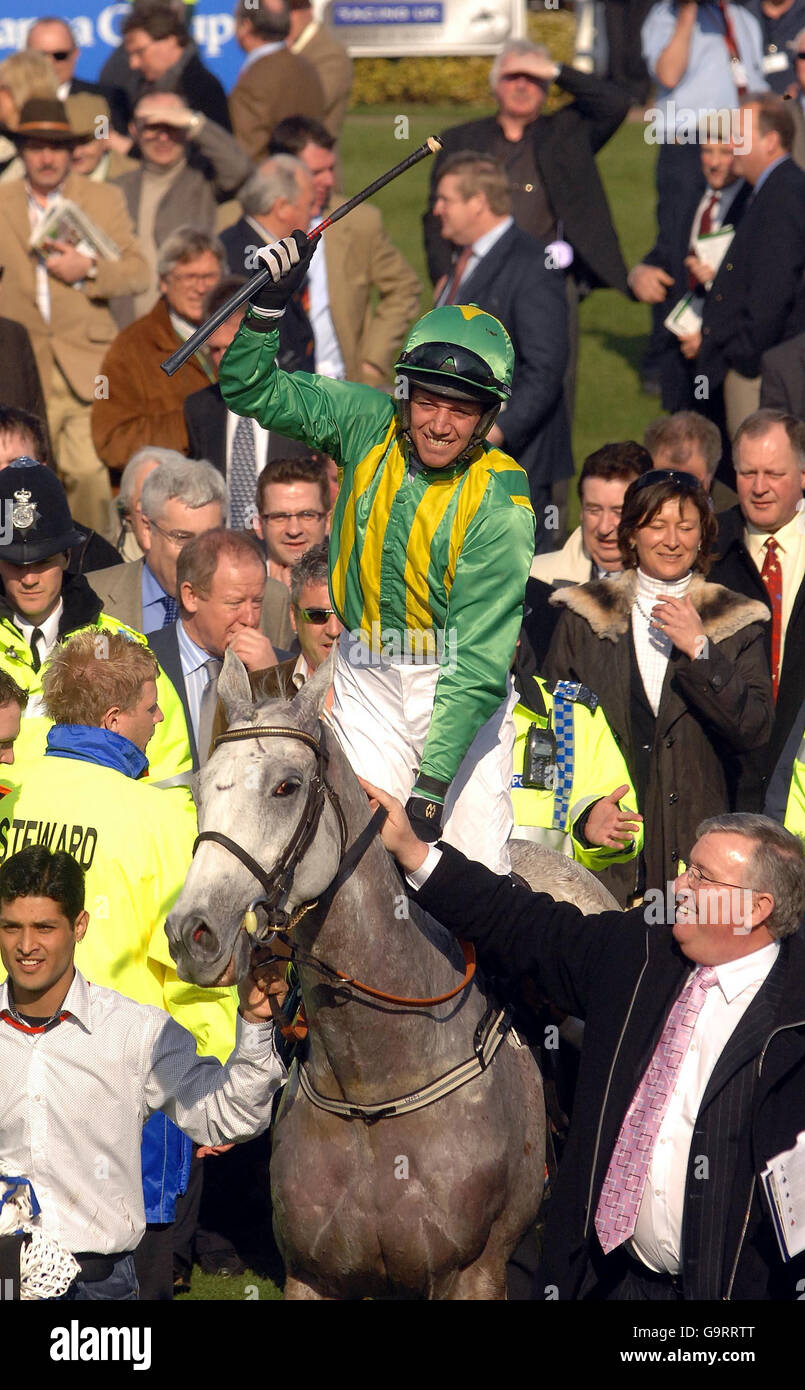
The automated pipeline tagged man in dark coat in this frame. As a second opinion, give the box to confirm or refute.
[364,790,805,1302]
[431,152,572,551]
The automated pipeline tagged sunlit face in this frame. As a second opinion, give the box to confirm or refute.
[732,104,778,185]
[298,140,336,217]
[142,496,224,597]
[735,424,805,532]
[125,458,160,551]
[633,496,702,582]
[0,895,88,1014]
[494,54,548,124]
[580,475,635,572]
[672,832,773,963]
[71,135,105,177]
[408,387,483,469]
[255,481,327,568]
[27,20,78,87]
[180,557,266,658]
[433,173,479,247]
[104,677,163,752]
[0,553,67,624]
[160,251,222,325]
[652,444,712,491]
[291,580,342,671]
[0,700,21,765]
[21,140,71,195]
[700,140,738,190]
[124,27,183,83]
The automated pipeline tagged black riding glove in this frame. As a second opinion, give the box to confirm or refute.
[249,229,317,316]
[405,776,449,843]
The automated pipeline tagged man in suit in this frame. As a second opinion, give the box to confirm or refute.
[87,452,225,636]
[121,2,231,131]
[269,116,422,387]
[287,0,352,138]
[91,226,224,476]
[149,528,279,768]
[26,16,106,104]
[761,329,805,415]
[686,95,805,439]
[368,788,805,1300]
[229,0,325,163]
[710,408,805,810]
[184,283,313,531]
[116,91,252,319]
[219,155,315,377]
[629,139,751,424]
[644,410,723,491]
[0,98,148,540]
[432,152,572,550]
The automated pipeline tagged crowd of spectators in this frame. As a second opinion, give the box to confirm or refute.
[0,0,803,1306]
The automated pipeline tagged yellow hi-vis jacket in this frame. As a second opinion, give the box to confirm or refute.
[0,611,192,791]
[511,673,643,872]
[0,747,236,1063]
[784,738,805,838]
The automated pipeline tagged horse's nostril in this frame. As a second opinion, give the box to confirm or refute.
[193,925,207,944]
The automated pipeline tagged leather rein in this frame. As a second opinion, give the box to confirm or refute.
[193,722,476,1009]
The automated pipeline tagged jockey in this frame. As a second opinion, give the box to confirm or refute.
[218,230,535,872]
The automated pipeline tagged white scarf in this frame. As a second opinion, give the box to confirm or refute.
[631,567,692,716]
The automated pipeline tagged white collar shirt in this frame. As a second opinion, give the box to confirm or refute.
[437,215,514,306]
[26,183,62,325]
[177,619,217,748]
[0,969,284,1254]
[307,214,346,380]
[744,510,805,665]
[14,601,63,717]
[631,941,780,1275]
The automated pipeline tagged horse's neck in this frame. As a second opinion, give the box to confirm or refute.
[295,737,486,1098]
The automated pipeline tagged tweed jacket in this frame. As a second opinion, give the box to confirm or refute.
[228,49,325,162]
[0,171,148,400]
[544,570,773,891]
[291,23,353,137]
[86,557,145,633]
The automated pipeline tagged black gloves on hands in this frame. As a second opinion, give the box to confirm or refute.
[249,229,317,315]
[405,791,445,843]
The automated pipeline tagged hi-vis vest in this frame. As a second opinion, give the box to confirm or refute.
[511,674,642,872]
[784,736,805,838]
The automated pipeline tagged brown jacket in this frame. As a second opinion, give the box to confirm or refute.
[544,570,773,894]
[91,296,211,473]
[0,171,148,400]
[228,49,325,161]
[290,23,353,137]
[321,197,422,383]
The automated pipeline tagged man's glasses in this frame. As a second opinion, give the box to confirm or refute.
[169,269,220,286]
[260,510,325,525]
[149,518,197,547]
[295,606,336,624]
[685,862,757,894]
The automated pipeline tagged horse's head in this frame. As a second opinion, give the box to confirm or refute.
[166,648,345,986]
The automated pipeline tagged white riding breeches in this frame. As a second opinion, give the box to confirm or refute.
[331,634,515,874]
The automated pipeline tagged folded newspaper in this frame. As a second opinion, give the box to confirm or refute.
[29,195,120,262]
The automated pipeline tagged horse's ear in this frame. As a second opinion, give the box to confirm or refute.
[290,648,336,729]
[218,647,253,717]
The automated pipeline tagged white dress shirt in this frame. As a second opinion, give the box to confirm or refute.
[631,940,779,1274]
[307,216,346,380]
[0,970,284,1254]
[13,600,63,717]
[176,619,218,749]
[689,178,744,244]
[27,185,61,325]
[437,215,514,307]
[744,510,805,668]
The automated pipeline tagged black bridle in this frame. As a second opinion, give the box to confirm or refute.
[192,722,383,939]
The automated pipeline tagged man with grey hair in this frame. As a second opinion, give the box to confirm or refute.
[644,411,723,492]
[116,90,253,318]
[91,226,225,474]
[220,155,316,375]
[424,36,631,416]
[115,447,163,561]
[368,794,805,1300]
[229,0,325,162]
[87,453,226,634]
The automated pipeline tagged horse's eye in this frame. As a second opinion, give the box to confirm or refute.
[273,778,302,797]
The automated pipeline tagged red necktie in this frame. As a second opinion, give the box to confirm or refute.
[688,193,719,292]
[443,246,472,305]
[760,537,783,701]
[595,967,719,1254]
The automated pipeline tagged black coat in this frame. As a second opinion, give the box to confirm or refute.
[183,382,314,478]
[220,218,315,376]
[640,180,752,411]
[423,65,630,294]
[0,316,51,459]
[147,622,198,769]
[415,843,805,1300]
[99,46,231,133]
[709,505,805,808]
[699,158,805,387]
[454,223,573,494]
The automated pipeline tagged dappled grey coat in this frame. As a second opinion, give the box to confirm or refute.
[543,571,773,893]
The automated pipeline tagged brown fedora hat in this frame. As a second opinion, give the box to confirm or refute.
[10,98,92,146]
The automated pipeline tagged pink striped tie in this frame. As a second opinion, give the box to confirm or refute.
[595,966,719,1255]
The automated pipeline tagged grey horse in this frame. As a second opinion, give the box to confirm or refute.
[167,651,615,1299]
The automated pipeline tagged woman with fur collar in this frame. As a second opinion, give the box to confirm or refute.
[544,470,773,897]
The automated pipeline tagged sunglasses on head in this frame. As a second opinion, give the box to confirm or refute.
[630,469,702,494]
[296,606,336,624]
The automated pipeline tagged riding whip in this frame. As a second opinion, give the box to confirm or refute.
[160,135,443,377]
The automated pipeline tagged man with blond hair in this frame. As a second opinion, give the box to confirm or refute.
[0,628,236,1298]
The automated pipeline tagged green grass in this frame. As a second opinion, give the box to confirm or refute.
[183,112,659,1300]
